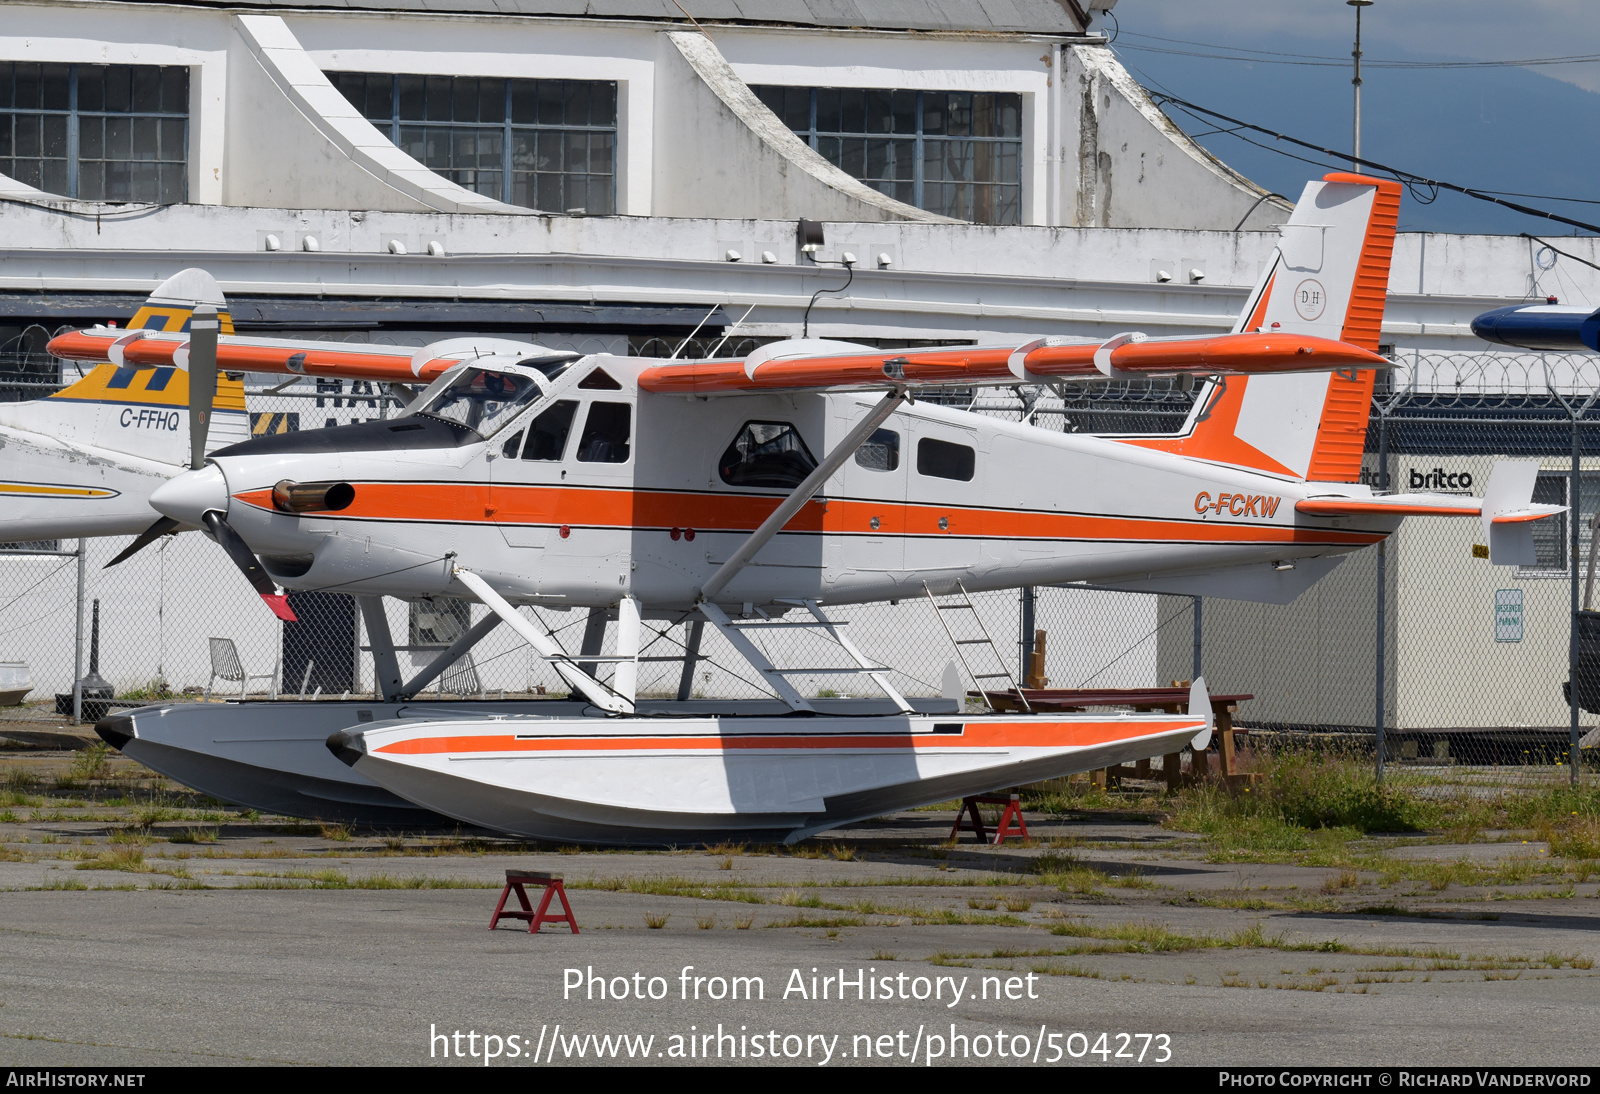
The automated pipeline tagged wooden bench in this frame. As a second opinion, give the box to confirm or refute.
[489,870,579,934]
[950,792,1030,845]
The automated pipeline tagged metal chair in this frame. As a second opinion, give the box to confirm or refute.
[206,638,277,699]
[439,654,500,699]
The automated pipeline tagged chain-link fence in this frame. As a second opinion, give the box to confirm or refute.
[2,346,1595,794]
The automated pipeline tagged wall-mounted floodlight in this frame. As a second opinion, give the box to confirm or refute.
[797,218,825,254]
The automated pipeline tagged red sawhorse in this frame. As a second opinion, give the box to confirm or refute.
[949,793,1030,845]
[490,870,579,934]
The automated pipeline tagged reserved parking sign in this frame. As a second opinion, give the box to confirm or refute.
[1495,588,1524,642]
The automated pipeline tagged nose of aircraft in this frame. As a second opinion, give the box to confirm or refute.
[150,463,230,526]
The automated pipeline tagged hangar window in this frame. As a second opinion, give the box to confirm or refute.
[0,62,188,202]
[720,422,818,488]
[330,73,616,214]
[753,86,1021,225]
[916,437,975,482]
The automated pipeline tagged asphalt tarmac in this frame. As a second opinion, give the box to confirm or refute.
[2,812,1597,1066]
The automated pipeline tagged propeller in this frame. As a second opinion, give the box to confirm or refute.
[187,305,218,471]
[103,516,181,569]
[201,511,297,623]
[107,304,223,570]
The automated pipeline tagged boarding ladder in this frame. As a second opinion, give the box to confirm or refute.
[698,600,913,714]
[923,581,1031,713]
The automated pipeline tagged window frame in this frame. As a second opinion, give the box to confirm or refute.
[915,436,977,482]
[0,61,189,202]
[718,420,820,489]
[328,72,617,214]
[855,428,901,473]
[574,400,632,464]
[752,85,1023,225]
[1515,469,1595,579]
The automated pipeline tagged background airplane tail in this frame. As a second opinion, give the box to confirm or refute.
[42,269,247,465]
[1123,173,1402,482]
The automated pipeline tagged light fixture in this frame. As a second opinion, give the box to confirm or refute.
[877,252,893,268]
[300,235,319,253]
[761,250,778,264]
[725,249,742,262]
[263,234,281,252]
[797,218,825,254]
[1273,560,1296,572]
[1189,268,1205,283]
[387,239,407,255]
[840,252,857,266]
[427,240,446,257]
[1155,269,1172,283]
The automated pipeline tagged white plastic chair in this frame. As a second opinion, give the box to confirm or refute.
[206,638,277,699]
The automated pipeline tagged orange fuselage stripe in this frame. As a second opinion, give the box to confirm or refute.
[234,484,1385,547]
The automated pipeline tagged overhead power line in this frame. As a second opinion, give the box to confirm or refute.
[1148,92,1600,235]
[1117,31,1600,70]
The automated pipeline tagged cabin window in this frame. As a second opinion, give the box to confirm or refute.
[719,421,818,488]
[576,401,631,463]
[916,437,975,482]
[0,62,189,202]
[855,428,900,472]
[329,73,616,214]
[577,367,622,390]
[520,399,578,461]
[752,85,1021,225]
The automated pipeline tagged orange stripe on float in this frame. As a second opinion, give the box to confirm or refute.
[373,718,1207,756]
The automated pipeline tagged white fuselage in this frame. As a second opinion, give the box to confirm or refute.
[192,354,1392,612]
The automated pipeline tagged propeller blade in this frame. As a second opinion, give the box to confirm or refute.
[200,511,298,622]
[188,305,219,471]
[103,516,182,568]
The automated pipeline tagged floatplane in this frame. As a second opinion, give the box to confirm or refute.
[81,174,1561,843]
[8,268,547,561]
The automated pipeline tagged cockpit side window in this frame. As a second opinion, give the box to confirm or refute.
[521,400,579,461]
[414,367,544,438]
[719,421,818,488]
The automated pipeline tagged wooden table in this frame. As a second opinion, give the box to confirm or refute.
[973,687,1255,790]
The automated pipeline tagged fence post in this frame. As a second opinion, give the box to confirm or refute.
[1019,585,1035,684]
[72,538,86,723]
[1375,408,1389,785]
[1191,596,1202,682]
[1572,411,1582,788]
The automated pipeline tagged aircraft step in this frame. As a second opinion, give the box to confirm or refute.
[923,580,1030,714]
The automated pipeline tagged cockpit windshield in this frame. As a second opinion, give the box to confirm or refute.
[413,368,544,438]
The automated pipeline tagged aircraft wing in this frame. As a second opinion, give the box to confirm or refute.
[46,328,540,384]
[636,331,1389,395]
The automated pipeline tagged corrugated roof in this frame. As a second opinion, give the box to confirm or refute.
[216,0,1086,34]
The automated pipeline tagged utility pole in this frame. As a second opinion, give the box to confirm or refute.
[1348,0,1373,161]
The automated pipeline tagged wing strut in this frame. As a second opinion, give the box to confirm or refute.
[698,389,906,603]
[453,567,634,714]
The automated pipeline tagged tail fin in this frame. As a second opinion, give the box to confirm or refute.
[127,268,237,334]
[42,269,247,465]
[1123,173,1401,481]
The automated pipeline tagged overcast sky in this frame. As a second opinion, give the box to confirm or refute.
[1114,1,1600,93]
